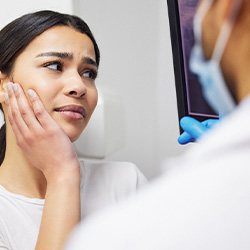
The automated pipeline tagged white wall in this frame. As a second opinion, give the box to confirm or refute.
[73,0,186,178]
[0,0,187,179]
[0,0,73,29]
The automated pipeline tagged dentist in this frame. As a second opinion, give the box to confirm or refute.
[66,0,250,249]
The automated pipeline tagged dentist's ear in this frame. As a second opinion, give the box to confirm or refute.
[214,0,240,22]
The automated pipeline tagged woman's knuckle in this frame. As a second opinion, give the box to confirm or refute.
[8,116,13,125]
[24,134,33,144]
[20,108,27,117]
[11,108,18,118]
[34,107,43,117]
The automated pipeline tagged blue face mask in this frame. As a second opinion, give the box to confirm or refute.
[190,0,242,117]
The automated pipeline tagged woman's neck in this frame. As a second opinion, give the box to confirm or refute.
[0,133,47,199]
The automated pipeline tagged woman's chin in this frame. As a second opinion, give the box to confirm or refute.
[60,124,84,143]
[71,134,82,143]
[66,129,82,142]
[53,115,85,142]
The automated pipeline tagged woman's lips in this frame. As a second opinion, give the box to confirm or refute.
[54,105,86,120]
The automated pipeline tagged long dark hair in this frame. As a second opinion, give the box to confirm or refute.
[0,10,100,165]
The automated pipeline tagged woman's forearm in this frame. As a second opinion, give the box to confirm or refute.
[35,168,81,250]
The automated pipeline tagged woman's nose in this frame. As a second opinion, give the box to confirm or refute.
[64,73,87,98]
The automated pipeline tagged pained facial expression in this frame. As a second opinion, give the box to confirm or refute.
[7,26,98,142]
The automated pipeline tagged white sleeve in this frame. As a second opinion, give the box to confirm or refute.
[0,232,10,250]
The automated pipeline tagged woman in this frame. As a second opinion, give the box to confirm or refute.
[0,10,146,249]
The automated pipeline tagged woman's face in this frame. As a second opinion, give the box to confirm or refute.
[7,25,98,141]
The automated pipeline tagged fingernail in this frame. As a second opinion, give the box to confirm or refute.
[7,83,12,92]
[27,89,36,98]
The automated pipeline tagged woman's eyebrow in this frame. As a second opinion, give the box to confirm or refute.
[82,57,98,68]
[36,52,73,59]
[35,52,97,67]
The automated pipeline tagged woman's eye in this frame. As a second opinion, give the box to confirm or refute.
[82,70,97,80]
[44,62,63,71]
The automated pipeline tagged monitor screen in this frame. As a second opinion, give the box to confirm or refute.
[167,0,218,127]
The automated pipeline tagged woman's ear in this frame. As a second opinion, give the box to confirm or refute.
[0,71,9,103]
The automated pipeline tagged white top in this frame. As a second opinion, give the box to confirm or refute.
[0,160,146,250]
[66,97,250,250]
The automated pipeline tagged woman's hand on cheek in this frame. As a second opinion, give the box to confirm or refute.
[5,82,80,182]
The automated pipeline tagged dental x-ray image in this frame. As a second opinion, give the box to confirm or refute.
[167,0,218,127]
